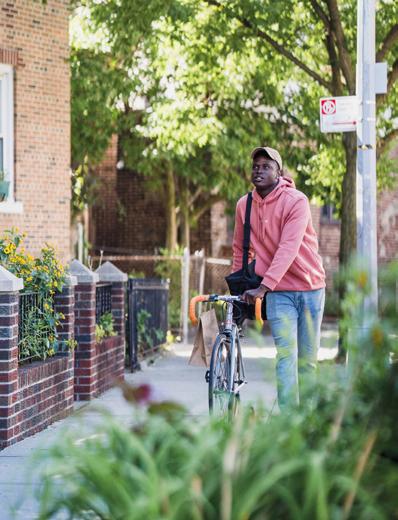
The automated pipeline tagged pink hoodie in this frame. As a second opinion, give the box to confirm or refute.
[232,177,326,292]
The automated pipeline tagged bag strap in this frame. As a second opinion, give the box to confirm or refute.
[242,192,252,273]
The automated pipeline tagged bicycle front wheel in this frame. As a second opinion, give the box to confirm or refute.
[208,334,231,415]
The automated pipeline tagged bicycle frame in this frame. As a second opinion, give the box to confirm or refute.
[223,301,246,395]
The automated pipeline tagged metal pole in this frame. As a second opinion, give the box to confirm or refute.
[356,0,378,316]
[197,249,205,316]
[181,247,190,344]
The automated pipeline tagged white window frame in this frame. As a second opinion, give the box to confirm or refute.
[0,63,22,213]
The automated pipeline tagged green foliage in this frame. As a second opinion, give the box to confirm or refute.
[71,0,398,247]
[19,306,58,361]
[95,312,117,343]
[37,261,398,519]
[137,309,166,356]
[0,228,66,295]
[128,270,146,279]
[0,228,70,362]
[154,248,182,330]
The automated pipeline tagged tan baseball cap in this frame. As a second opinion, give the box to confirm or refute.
[251,146,282,170]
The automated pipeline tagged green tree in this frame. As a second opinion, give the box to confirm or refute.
[72,0,398,258]
[71,2,286,249]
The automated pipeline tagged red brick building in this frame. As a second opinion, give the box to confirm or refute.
[0,0,70,261]
[89,136,212,256]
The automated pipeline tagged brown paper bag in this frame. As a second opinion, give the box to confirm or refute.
[188,309,219,368]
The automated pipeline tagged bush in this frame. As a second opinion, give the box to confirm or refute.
[95,312,117,342]
[36,261,398,519]
[0,228,69,361]
[154,247,183,331]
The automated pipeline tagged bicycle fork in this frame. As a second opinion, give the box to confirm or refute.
[224,303,246,395]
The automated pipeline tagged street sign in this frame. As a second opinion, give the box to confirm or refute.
[320,96,357,133]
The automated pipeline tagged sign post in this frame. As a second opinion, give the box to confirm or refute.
[319,1,382,322]
[356,0,378,317]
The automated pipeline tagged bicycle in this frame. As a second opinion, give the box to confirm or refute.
[189,294,263,416]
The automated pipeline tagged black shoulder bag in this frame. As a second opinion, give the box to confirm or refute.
[225,192,267,320]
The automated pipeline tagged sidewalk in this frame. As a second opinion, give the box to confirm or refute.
[0,325,338,519]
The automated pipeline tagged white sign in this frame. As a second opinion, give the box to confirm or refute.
[320,96,357,133]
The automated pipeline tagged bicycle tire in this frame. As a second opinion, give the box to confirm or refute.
[208,334,231,415]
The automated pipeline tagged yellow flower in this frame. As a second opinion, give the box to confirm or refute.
[53,281,58,288]
[371,326,384,348]
[26,276,33,282]
[357,271,368,289]
[44,302,51,311]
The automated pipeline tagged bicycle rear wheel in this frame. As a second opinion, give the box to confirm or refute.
[208,334,232,415]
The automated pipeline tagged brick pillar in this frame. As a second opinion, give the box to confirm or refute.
[95,261,127,376]
[69,260,99,401]
[54,274,77,352]
[96,261,127,337]
[0,266,23,449]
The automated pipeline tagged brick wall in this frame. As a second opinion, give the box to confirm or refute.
[94,335,124,395]
[0,279,75,449]
[16,354,73,442]
[0,0,71,261]
[318,222,341,289]
[73,282,97,400]
[317,189,398,290]
[89,136,213,256]
[71,262,126,401]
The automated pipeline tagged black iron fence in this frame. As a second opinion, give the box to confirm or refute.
[127,278,169,371]
[96,283,112,323]
[18,292,48,363]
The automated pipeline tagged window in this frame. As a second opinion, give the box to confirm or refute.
[0,63,21,212]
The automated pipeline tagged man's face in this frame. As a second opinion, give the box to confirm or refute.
[251,155,279,190]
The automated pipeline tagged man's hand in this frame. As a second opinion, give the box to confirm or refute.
[242,284,269,305]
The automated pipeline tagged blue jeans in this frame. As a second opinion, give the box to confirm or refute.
[266,289,325,410]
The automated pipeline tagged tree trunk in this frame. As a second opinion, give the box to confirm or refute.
[165,166,177,251]
[339,132,357,266]
[180,179,190,250]
[336,132,357,361]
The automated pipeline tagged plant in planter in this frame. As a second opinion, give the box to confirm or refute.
[95,311,117,343]
[0,228,69,362]
[0,170,10,202]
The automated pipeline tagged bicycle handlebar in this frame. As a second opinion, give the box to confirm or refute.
[189,295,210,326]
[189,294,264,326]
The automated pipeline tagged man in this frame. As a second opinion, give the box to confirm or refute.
[232,146,326,409]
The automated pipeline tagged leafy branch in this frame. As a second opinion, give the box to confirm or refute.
[204,0,332,91]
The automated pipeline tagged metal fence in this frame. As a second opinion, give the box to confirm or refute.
[127,278,169,371]
[92,251,231,341]
[91,252,231,295]
[18,292,48,363]
[95,283,112,323]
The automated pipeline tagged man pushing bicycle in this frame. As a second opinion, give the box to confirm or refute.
[232,146,326,410]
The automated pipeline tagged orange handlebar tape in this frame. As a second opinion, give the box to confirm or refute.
[189,295,210,326]
[255,298,264,326]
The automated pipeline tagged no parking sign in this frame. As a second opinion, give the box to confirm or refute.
[320,96,357,133]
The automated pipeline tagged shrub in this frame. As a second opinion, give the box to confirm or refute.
[0,228,68,361]
[154,247,183,331]
[136,308,165,356]
[36,261,398,519]
[95,312,117,343]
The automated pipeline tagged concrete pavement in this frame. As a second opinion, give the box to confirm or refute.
[0,324,338,519]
